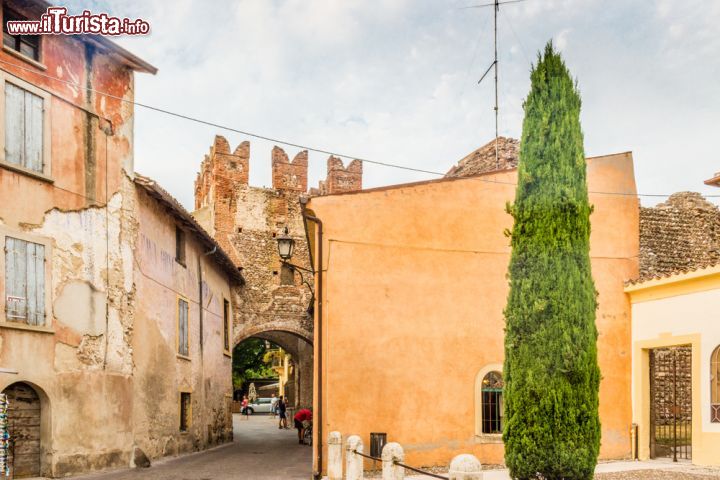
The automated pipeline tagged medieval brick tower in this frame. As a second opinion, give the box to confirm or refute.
[192,136,362,408]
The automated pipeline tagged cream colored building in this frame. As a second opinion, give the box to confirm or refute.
[626,264,720,466]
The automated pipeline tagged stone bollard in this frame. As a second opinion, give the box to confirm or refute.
[327,431,343,480]
[346,435,364,480]
[448,454,483,480]
[381,442,405,480]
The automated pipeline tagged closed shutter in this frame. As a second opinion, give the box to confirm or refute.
[178,299,189,356]
[4,82,44,172]
[5,83,24,166]
[4,237,45,325]
[24,90,43,172]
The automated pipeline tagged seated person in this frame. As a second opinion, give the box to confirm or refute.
[293,408,312,444]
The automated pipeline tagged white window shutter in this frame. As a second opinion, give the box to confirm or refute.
[5,83,25,167]
[24,90,43,173]
[4,237,45,325]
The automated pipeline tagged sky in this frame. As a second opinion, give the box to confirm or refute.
[66,0,720,209]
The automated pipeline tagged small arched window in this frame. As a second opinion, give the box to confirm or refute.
[712,345,720,423]
[481,371,504,434]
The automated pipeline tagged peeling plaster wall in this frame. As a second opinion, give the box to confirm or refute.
[0,19,140,475]
[132,187,233,461]
[0,14,231,477]
[0,177,138,477]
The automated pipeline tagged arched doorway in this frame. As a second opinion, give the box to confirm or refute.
[234,328,313,411]
[3,382,42,478]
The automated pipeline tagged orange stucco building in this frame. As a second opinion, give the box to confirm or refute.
[304,150,639,472]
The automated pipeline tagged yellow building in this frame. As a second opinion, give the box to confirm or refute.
[626,263,720,466]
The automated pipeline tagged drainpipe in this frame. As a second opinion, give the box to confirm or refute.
[300,198,323,480]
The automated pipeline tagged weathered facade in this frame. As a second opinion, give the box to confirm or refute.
[192,136,363,408]
[0,1,238,476]
[306,150,640,472]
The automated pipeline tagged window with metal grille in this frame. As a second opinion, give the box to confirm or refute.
[4,81,44,173]
[175,227,186,266]
[712,345,720,423]
[2,7,40,61]
[4,237,45,325]
[481,371,504,434]
[223,299,230,351]
[178,298,189,356]
[180,392,191,432]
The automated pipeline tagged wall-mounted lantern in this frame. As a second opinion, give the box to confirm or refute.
[276,226,295,261]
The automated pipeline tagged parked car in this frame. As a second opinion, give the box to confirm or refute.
[245,397,274,414]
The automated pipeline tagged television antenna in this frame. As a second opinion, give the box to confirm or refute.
[462,0,526,168]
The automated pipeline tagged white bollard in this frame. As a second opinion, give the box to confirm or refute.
[448,454,483,480]
[327,431,343,480]
[381,442,405,480]
[346,435,364,480]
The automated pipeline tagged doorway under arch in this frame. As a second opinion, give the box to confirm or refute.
[2,382,46,478]
[233,329,313,411]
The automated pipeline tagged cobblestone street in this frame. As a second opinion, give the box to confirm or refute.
[74,414,311,480]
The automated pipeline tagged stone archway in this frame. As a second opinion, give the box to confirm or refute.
[2,381,50,478]
[234,327,313,410]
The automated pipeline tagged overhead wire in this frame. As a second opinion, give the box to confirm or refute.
[1,57,718,199]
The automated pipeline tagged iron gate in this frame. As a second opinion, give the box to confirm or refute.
[650,346,692,461]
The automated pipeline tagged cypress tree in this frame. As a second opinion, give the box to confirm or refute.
[502,42,600,480]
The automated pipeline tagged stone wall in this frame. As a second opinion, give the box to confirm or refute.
[639,192,720,280]
[192,136,364,408]
[445,137,519,178]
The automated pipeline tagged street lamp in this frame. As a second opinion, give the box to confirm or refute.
[276,226,295,261]
[275,226,314,295]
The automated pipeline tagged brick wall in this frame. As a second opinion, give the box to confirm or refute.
[309,156,363,195]
[271,147,308,191]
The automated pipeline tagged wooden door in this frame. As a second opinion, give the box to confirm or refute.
[4,383,41,478]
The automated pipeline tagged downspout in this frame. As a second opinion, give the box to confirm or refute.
[300,198,323,480]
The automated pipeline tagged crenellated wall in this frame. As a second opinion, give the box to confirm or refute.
[192,136,363,408]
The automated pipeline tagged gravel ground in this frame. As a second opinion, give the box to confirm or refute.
[597,470,720,479]
[367,463,720,480]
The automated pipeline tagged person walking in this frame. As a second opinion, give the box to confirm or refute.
[270,393,278,419]
[278,396,287,429]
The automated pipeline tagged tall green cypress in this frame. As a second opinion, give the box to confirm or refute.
[502,42,600,480]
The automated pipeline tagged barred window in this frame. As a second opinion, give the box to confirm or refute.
[180,392,191,431]
[712,345,720,423]
[481,371,504,434]
[223,299,230,351]
[4,236,45,325]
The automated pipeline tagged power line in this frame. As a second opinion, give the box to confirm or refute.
[1,57,718,199]
[0,58,440,177]
[500,8,532,67]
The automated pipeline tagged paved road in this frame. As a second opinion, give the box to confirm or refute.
[78,414,311,480]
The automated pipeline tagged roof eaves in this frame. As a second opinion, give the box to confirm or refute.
[133,174,243,285]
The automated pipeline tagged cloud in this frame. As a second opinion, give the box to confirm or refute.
[63,0,720,208]
[555,28,571,51]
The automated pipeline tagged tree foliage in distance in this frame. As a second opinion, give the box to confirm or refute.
[232,338,278,390]
[503,41,601,480]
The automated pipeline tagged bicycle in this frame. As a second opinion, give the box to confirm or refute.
[302,422,313,446]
